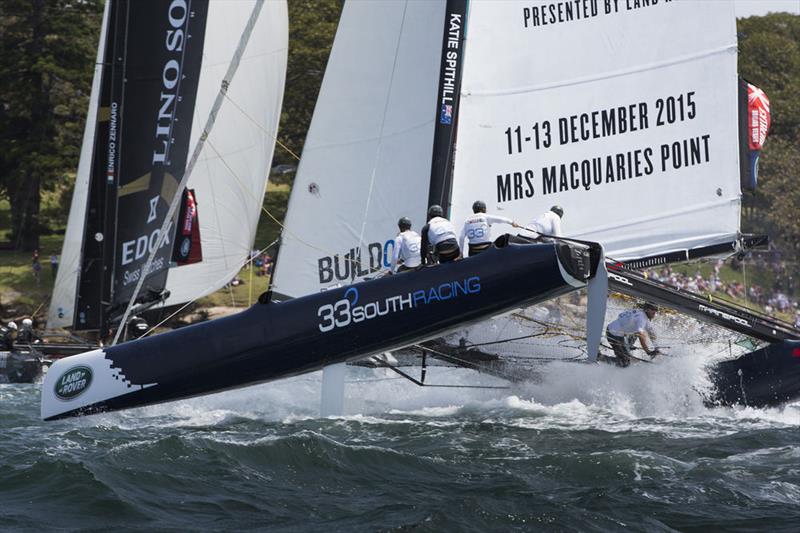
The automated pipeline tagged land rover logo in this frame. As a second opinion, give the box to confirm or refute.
[54,366,92,400]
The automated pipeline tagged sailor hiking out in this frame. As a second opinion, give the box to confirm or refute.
[459,200,521,257]
[392,217,422,273]
[522,205,564,241]
[603,303,660,367]
[421,205,460,264]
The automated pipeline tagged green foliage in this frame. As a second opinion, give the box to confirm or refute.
[738,14,800,260]
[0,0,102,250]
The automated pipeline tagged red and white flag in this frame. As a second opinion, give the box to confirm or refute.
[747,83,770,151]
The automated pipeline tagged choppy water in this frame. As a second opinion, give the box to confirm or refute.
[4,355,800,532]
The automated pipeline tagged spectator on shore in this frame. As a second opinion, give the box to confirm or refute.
[263,255,273,276]
[32,260,41,285]
[645,258,799,320]
[50,254,59,278]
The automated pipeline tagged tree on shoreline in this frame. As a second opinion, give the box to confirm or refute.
[0,0,102,251]
[738,14,800,261]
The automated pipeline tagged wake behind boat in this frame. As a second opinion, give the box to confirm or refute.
[41,238,601,420]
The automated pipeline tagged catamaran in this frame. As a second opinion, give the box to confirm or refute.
[42,0,800,419]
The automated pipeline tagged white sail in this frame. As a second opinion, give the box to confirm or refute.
[48,1,112,329]
[271,0,445,298]
[162,0,288,306]
[450,0,740,261]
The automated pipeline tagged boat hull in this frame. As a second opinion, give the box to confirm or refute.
[41,240,596,420]
[707,340,800,407]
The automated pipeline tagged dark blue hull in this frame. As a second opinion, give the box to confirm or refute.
[708,340,800,407]
[42,239,597,419]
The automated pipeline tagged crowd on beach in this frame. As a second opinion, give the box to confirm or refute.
[645,255,799,325]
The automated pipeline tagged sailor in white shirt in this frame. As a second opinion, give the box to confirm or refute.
[604,303,659,367]
[522,205,564,241]
[391,217,422,273]
[459,200,521,257]
[420,205,460,264]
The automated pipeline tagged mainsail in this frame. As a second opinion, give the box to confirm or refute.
[48,0,288,330]
[450,1,741,262]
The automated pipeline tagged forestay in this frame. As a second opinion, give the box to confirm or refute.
[450,0,740,261]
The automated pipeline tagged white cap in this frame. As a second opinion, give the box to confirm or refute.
[7,321,17,330]
[22,318,33,328]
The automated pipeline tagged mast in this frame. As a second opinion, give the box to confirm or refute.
[73,0,125,332]
[427,0,468,214]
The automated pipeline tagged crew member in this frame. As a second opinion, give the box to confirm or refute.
[522,205,564,241]
[17,318,41,344]
[459,200,521,257]
[1,321,18,351]
[392,217,422,273]
[420,205,460,264]
[604,303,659,367]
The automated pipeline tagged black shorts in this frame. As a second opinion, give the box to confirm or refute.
[606,329,632,367]
[468,242,491,256]
[435,239,460,263]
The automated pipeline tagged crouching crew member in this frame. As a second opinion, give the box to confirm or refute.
[459,200,520,257]
[392,217,422,273]
[17,318,41,344]
[421,205,460,264]
[522,205,564,241]
[604,303,660,367]
[1,322,18,351]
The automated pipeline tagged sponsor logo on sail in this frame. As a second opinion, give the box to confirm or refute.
[54,366,93,400]
[438,11,463,125]
[152,0,193,165]
[318,239,395,284]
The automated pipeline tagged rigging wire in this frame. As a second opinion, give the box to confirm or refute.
[140,239,278,338]
[221,92,301,162]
